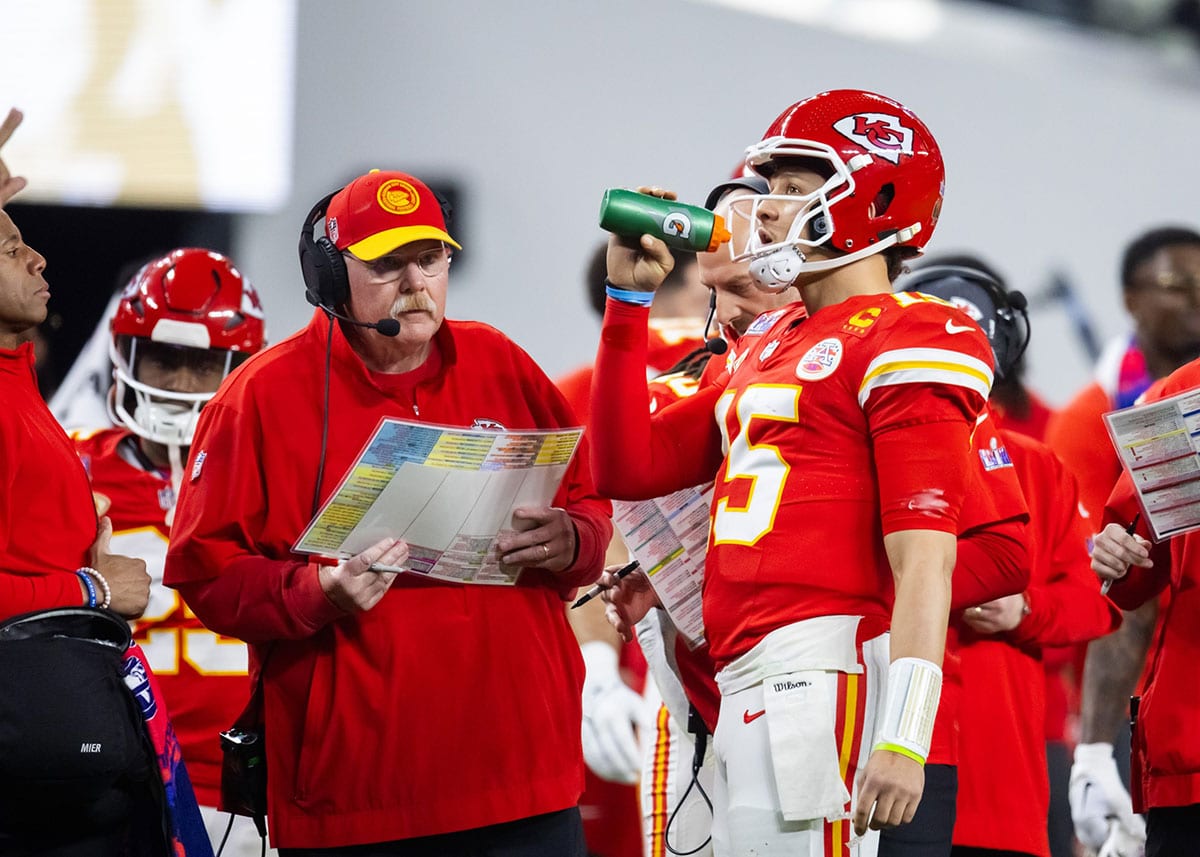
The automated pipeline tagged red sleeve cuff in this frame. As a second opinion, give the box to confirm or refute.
[552,509,609,592]
[1106,564,1169,611]
[287,561,350,632]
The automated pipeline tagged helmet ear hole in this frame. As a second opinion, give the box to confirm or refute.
[871,183,895,218]
[114,335,133,364]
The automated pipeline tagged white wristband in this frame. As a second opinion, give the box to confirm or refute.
[873,656,942,765]
[77,566,112,610]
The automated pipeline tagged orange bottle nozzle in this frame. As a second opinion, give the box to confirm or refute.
[706,213,732,252]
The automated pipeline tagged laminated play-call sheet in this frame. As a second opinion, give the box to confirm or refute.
[1105,386,1200,541]
[613,484,713,648]
[293,418,582,584]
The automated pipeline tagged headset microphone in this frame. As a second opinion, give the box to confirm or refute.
[702,291,728,355]
[372,318,401,337]
[331,309,400,337]
[316,301,401,337]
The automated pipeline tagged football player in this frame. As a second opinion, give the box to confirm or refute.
[72,247,268,855]
[590,89,997,855]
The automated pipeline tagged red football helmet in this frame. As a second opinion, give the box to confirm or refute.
[731,89,945,289]
[108,248,266,446]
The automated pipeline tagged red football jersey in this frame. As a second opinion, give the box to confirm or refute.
[704,293,994,665]
[74,427,250,807]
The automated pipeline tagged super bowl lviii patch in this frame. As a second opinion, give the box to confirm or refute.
[191,450,207,481]
[746,309,786,337]
[978,442,1013,471]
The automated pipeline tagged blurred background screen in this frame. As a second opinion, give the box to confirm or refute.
[0,0,296,212]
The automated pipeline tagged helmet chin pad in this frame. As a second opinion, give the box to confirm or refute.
[132,401,199,448]
[750,247,804,293]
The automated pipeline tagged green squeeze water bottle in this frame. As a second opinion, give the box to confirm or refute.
[599,188,732,253]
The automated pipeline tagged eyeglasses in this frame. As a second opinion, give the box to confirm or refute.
[345,244,451,282]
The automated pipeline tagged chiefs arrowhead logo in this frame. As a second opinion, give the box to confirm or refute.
[833,113,914,165]
[241,284,266,320]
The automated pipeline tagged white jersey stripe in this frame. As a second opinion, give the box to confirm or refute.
[858,347,993,408]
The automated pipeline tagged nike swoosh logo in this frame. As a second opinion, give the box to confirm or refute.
[945,319,974,335]
[743,709,766,724]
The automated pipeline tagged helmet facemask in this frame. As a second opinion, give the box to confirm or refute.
[108,336,245,447]
[731,145,902,291]
[107,247,266,448]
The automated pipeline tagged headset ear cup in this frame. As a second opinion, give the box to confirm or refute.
[314,236,349,306]
[299,190,346,308]
[299,231,323,307]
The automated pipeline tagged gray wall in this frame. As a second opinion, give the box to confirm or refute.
[234,0,1200,405]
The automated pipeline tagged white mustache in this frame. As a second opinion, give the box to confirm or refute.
[390,294,438,315]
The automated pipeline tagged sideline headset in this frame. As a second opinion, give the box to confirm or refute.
[298,186,455,310]
[900,264,1031,379]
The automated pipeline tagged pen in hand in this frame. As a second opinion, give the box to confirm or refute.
[1100,513,1142,596]
[571,560,640,609]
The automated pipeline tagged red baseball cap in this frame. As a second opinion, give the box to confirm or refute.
[326,169,461,260]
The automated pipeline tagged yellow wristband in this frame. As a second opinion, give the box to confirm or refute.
[872,741,927,766]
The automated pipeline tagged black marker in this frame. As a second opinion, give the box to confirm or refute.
[1101,513,1142,596]
[571,560,640,609]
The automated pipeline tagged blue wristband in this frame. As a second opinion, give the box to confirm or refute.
[76,569,97,608]
[605,281,655,307]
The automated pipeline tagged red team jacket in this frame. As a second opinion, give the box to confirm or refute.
[1103,358,1200,812]
[164,310,612,848]
[74,427,250,806]
[953,430,1120,855]
[927,411,1030,769]
[0,342,96,617]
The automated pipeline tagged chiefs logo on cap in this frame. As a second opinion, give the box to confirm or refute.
[377,179,421,215]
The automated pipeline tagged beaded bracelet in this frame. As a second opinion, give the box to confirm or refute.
[604,281,655,307]
[76,567,112,610]
[75,569,97,608]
